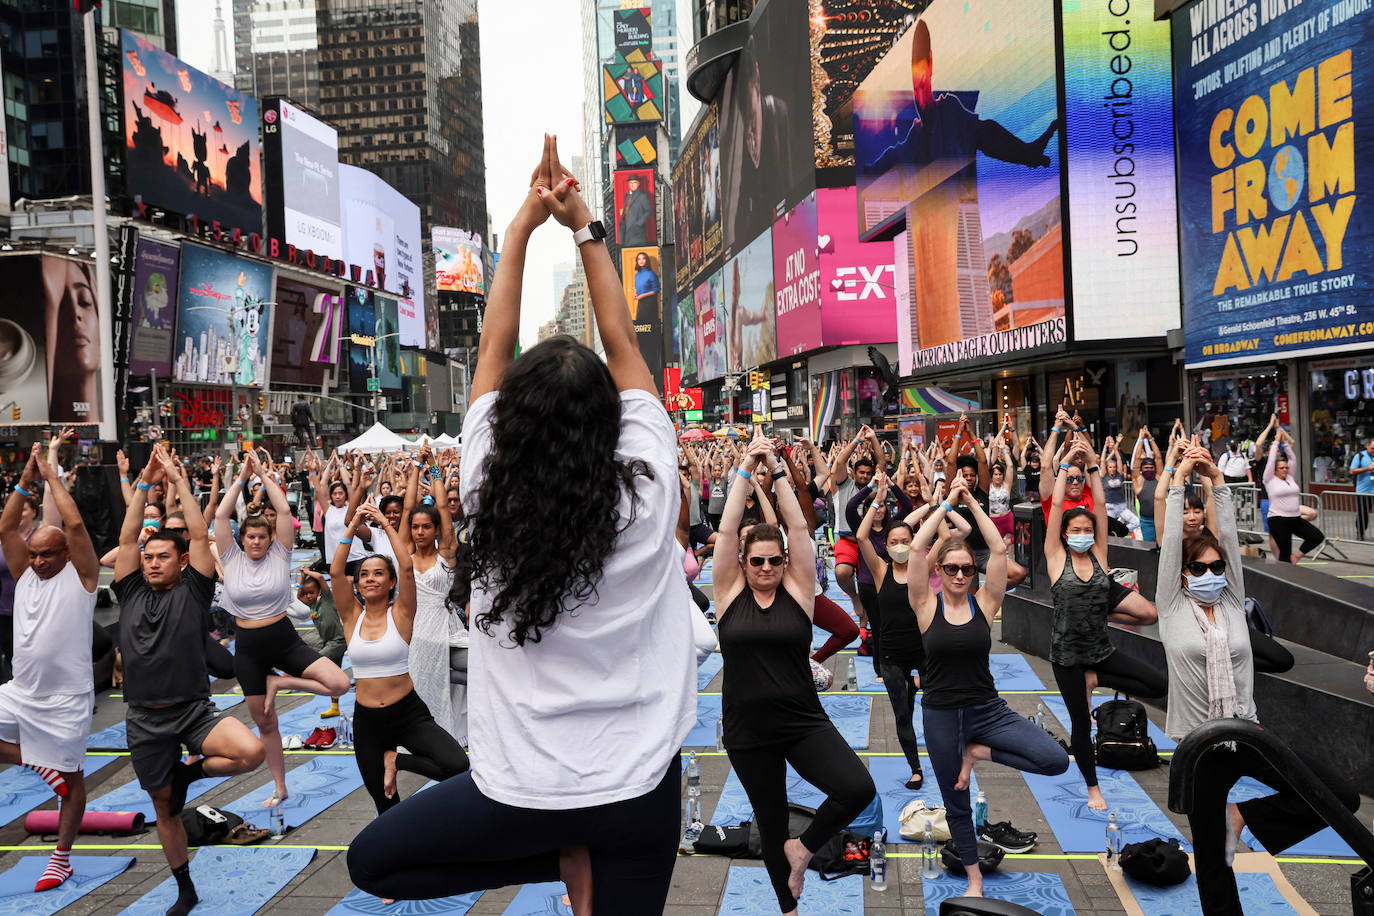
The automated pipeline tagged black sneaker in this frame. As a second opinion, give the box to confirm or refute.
[979,820,1036,853]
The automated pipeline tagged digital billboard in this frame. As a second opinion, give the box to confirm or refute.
[719,1,813,256]
[0,255,107,426]
[339,164,425,347]
[818,186,898,347]
[614,125,658,168]
[120,31,262,235]
[263,98,343,262]
[672,102,722,293]
[1062,0,1179,341]
[375,295,402,391]
[621,247,664,376]
[772,193,822,356]
[128,238,180,377]
[433,226,485,295]
[603,59,664,123]
[270,278,338,387]
[723,227,776,373]
[694,267,728,382]
[613,7,653,53]
[173,244,273,387]
[614,169,656,246]
[347,286,376,394]
[676,294,698,383]
[856,0,1066,373]
[1174,0,1373,366]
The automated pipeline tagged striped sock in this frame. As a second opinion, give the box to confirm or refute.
[23,764,68,798]
[34,847,72,891]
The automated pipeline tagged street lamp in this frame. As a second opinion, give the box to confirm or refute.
[352,331,402,421]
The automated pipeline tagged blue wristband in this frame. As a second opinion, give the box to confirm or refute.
[737,469,752,480]
[136,481,151,492]
[1165,465,1176,475]
[13,485,31,498]
[339,537,353,544]
[1059,463,1072,470]
[940,501,954,513]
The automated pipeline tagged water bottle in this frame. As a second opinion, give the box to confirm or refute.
[339,712,353,749]
[1034,702,1047,730]
[973,790,989,831]
[269,804,285,838]
[870,827,888,891]
[1105,811,1123,869]
[846,657,858,691]
[715,714,725,753]
[920,820,940,879]
[681,752,703,853]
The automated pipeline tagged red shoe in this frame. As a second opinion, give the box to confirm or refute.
[302,727,328,748]
[312,727,338,749]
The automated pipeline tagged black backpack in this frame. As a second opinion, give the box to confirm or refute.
[179,805,244,846]
[1093,694,1159,770]
[1120,837,1191,886]
[746,803,819,859]
[692,822,752,858]
[810,831,871,880]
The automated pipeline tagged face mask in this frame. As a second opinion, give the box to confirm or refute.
[1065,533,1094,554]
[1141,469,1157,480]
[887,543,912,564]
[142,519,161,530]
[1184,571,1228,604]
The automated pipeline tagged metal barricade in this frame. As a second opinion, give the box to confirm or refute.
[1314,488,1374,547]
[1228,483,1267,543]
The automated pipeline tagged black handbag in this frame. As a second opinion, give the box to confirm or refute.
[179,804,244,846]
[940,839,1005,875]
[1119,837,1191,886]
[692,822,752,857]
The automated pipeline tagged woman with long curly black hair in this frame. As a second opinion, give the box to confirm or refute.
[348,136,697,915]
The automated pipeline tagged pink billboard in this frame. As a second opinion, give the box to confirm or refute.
[772,193,822,357]
[819,186,897,346]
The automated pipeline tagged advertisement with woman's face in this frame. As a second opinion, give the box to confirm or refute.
[43,257,103,424]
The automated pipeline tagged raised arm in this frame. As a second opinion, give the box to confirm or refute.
[831,433,862,486]
[908,491,955,627]
[361,501,415,635]
[761,441,816,609]
[1040,405,1073,500]
[1263,440,1280,486]
[255,454,295,548]
[955,477,1006,615]
[802,437,830,492]
[114,452,159,580]
[330,511,364,633]
[214,456,249,556]
[158,447,214,578]
[970,430,991,492]
[1084,440,1109,559]
[34,451,98,589]
[856,472,891,584]
[0,446,41,579]
[709,445,763,611]
[116,448,133,506]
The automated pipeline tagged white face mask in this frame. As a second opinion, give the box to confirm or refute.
[887,543,912,564]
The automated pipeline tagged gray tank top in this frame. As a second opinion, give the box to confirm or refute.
[1050,552,1114,667]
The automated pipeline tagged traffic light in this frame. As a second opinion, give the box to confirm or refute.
[748,371,763,389]
[9,405,18,421]
[257,396,266,411]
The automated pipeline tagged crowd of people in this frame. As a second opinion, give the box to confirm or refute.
[0,137,1370,915]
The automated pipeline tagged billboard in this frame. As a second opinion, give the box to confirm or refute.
[772,193,823,356]
[375,295,402,391]
[719,0,813,256]
[264,98,343,262]
[1174,0,1373,366]
[856,0,1066,373]
[270,278,338,387]
[433,226,485,295]
[0,255,106,425]
[1062,0,1179,341]
[818,186,898,346]
[723,227,776,373]
[347,286,376,394]
[603,59,664,123]
[672,102,722,293]
[621,247,664,376]
[128,238,180,377]
[675,294,698,383]
[613,7,653,53]
[339,164,425,347]
[614,125,658,168]
[120,31,262,235]
[173,244,273,387]
[614,169,657,246]
[694,267,728,382]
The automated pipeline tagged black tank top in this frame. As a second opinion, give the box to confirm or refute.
[920,592,997,709]
[718,585,830,749]
[877,568,924,666]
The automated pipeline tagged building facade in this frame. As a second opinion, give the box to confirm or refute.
[232,0,322,108]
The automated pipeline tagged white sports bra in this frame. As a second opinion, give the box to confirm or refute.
[348,606,411,679]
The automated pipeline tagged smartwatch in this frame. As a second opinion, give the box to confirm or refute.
[572,220,607,246]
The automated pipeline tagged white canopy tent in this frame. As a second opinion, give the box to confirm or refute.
[432,433,461,448]
[337,423,411,453]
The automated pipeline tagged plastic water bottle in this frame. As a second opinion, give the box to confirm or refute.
[269,805,285,838]
[973,790,989,830]
[338,712,353,749]
[846,657,858,691]
[870,827,888,891]
[920,820,940,879]
[715,714,725,753]
[1034,702,1047,730]
[1106,811,1123,869]
[681,752,703,853]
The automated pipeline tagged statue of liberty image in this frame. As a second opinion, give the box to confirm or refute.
[229,271,265,386]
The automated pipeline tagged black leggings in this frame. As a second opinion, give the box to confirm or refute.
[1267,514,1323,562]
[879,654,924,776]
[728,726,876,913]
[857,582,881,677]
[353,690,470,813]
[1051,649,1167,788]
[348,752,680,912]
[233,616,322,696]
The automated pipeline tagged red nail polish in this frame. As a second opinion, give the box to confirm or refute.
[565,178,576,187]
[535,187,544,196]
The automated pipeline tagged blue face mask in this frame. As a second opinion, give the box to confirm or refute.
[1065,533,1094,554]
[1185,571,1228,604]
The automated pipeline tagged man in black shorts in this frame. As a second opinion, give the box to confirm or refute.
[113,445,265,916]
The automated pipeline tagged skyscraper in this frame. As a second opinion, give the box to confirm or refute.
[232,0,323,107]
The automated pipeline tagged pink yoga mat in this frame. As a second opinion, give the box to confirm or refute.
[24,809,144,835]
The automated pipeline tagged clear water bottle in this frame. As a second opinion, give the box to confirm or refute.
[269,804,285,838]
[680,752,703,853]
[338,712,353,749]
[846,657,858,691]
[715,715,725,753]
[973,790,989,830]
[1034,702,1047,730]
[870,827,888,891]
[920,820,940,879]
[1106,811,1123,870]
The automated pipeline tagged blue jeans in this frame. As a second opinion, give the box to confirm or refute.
[923,698,1069,865]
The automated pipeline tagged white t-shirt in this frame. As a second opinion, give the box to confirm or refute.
[324,505,371,562]
[220,539,292,620]
[14,562,95,695]
[461,389,696,809]
[369,525,397,565]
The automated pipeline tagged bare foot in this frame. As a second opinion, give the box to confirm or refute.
[963,862,985,898]
[1229,802,1245,835]
[263,674,281,720]
[782,837,811,901]
[1086,785,1108,811]
[261,790,288,808]
[954,745,979,791]
[381,899,395,906]
[382,750,398,799]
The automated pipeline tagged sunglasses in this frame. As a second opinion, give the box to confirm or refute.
[940,563,977,578]
[748,555,785,568]
[1064,475,1084,483]
[1185,559,1227,576]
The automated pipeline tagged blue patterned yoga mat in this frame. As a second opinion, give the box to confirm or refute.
[855,654,1046,693]
[718,865,863,914]
[709,761,885,832]
[1039,694,1177,751]
[922,871,1075,916]
[685,695,871,749]
[1125,870,1301,915]
[0,855,133,916]
[268,693,358,741]
[866,755,979,842]
[87,767,231,824]
[1230,777,1356,857]
[116,846,315,916]
[87,695,245,749]
[500,881,572,915]
[0,753,119,828]
[220,754,364,828]
[697,653,723,690]
[325,889,484,915]
[1022,768,1188,853]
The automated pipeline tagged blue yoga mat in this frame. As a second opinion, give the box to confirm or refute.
[325,888,484,915]
[686,695,870,749]
[697,653,724,690]
[1039,694,1177,751]
[221,754,364,828]
[500,881,572,915]
[0,855,133,916]
[685,695,722,747]
[87,763,232,824]
[117,846,315,916]
[268,693,357,741]
[709,761,882,832]
[718,864,863,914]
[0,753,119,828]
[87,695,244,750]
[1230,777,1356,857]
[866,755,979,841]
[922,871,1076,916]
[855,654,1045,693]
[1022,768,1188,853]
[1125,870,1300,915]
